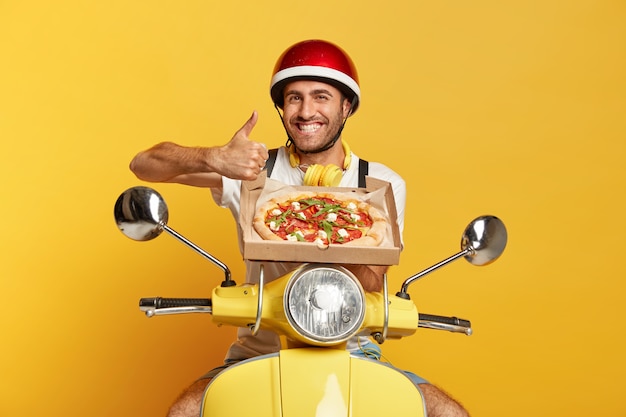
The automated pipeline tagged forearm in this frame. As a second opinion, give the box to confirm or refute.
[129,141,218,182]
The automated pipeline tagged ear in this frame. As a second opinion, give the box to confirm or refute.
[342,97,353,118]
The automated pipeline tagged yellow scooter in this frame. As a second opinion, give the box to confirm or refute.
[114,186,507,417]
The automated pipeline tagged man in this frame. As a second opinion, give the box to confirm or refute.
[130,39,469,417]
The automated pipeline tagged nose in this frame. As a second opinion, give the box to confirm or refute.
[298,97,316,119]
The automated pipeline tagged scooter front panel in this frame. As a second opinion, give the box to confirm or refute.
[201,348,426,417]
[280,348,351,417]
[201,354,282,417]
[349,356,426,416]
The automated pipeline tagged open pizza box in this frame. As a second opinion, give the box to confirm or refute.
[239,173,401,265]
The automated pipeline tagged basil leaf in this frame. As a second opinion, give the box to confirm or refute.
[321,221,334,241]
[290,232,306,242]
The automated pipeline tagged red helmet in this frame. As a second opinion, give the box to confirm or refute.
[270,40,361,113]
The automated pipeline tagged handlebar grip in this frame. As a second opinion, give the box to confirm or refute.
[139,297,212,309]
[418,313,471,328]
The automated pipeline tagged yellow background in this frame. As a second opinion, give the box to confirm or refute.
[1,1,624,416]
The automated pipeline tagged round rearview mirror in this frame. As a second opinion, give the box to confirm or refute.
[461,215,507,266]
[114,186,169,241]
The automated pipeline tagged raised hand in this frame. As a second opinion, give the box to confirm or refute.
[215,111,270,181]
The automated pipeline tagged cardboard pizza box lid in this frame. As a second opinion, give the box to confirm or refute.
[239,173,401,265]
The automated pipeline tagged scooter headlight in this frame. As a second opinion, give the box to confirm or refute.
[284,264,365,344]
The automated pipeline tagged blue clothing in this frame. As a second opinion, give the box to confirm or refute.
[350,341,429,385]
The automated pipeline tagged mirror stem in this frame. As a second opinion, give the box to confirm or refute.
[163,223,233,285]
[396,248,473,299]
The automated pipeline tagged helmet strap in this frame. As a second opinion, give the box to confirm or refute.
[274,103,294,149]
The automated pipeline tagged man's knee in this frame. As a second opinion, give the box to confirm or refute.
[167,378,211,417]
[418,383,470,417]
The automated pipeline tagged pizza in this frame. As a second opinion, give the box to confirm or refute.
[253,192,387,247]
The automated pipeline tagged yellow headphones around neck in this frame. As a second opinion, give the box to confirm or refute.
[289,140,352,187]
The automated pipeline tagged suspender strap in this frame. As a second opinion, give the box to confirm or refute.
[265,148,369,189]
[358,157,369,188]
[265,148,279,178]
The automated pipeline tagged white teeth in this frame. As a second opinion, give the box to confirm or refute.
[299,124,321,133]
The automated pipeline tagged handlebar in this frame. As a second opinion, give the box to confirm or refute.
[137,298,472,335]
[418,313,472,336]
[139,297,212,317]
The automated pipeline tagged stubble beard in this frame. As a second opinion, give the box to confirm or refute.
[287,110,345,155]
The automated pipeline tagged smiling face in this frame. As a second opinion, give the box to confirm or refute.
[281,80,352,155]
